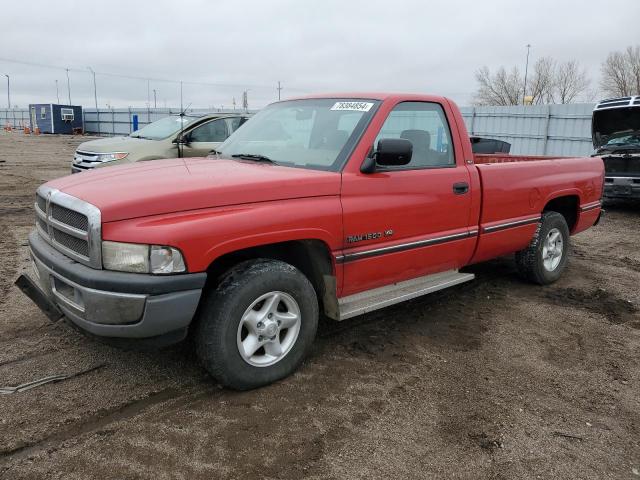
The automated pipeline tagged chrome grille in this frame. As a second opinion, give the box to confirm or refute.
[35,186,102,268]
[72,150,102,172]
[595,96,640,110]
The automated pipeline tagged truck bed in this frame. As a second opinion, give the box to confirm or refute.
[473,153,568,164]
[469,154,604,264]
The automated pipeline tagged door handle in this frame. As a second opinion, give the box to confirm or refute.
[453,182,469,195]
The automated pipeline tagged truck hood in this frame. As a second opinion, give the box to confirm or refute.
[76,136,159,154]
[45,158,341,223]
[592,106,640,150]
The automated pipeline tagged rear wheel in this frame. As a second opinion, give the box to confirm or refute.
[515,212,570,285]
[195,259,318,390]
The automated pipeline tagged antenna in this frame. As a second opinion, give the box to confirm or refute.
[177,100,192,159]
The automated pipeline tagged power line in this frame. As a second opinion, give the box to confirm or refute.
[0,56,309,92]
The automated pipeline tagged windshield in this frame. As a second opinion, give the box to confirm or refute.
[130,115,200,140]
[603,132,640,147]
[217,98,379,171]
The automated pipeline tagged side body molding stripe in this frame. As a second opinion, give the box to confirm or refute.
[580,201,602,212]
[336,215,546,264]
[336,230,477,264]
[481,216,541,234]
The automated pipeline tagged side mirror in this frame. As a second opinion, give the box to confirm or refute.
[173,133,190,145]
[361,138,412,173]
[376,138,412,166]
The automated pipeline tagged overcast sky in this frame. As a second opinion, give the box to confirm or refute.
[1,0,639,110]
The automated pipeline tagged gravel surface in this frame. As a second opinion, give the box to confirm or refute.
[0,132,639,479]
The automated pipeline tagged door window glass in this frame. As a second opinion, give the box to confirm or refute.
[375,102,454,168]
[190,119,229,142]
[225,116,245,133]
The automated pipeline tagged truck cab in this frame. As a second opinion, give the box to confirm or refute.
[592,96,640,200]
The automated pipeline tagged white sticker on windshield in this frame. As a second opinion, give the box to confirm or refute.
[330,101,374,112]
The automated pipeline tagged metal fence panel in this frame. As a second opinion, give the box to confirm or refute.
[82,107,248,137]
[460,103,595,156]
[0,107,252,135]
[3,104,597,156]
[0,109,30,130]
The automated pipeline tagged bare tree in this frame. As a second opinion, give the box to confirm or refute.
[626,45,640,95]
[473,66,523,106]
[600,45,640,97]
[553,60,590,104]
[528,57,556,104]
[474,57,591,106]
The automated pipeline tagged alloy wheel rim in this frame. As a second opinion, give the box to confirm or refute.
[236,291,301,367]
[542,227,563,271]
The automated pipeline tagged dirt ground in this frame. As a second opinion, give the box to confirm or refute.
[0,132,638,480]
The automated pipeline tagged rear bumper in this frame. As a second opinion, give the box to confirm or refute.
[20,230,206,341]
[604,177,640,199]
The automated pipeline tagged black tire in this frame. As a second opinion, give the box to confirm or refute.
[194,259,318,390]
[515,212,570,285]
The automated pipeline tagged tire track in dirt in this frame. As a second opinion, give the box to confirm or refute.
[542,286,638,327]
[0,385,215,469]
[0,222,19,309]
[573,245,640,273]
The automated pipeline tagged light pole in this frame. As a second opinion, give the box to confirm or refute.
[4,74,9,109]
[277,81,282,101]
[153,89,157,108]
[242,89,250,112]
[55,79,60,103]
[523,44,531,105]
[65,68,72,104]
[88,67,100,134]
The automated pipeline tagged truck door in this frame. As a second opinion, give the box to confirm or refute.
[182,118,230,157]
[340,101,476,296]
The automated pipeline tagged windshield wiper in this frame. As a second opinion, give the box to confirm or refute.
[231,154,278,164]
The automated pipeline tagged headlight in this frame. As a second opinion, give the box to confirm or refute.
[102,241,186,274]
[150,245,186,274]
[97,152,128,162]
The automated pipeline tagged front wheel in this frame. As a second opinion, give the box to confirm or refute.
[195,259,319,390]
[515,212,570,285]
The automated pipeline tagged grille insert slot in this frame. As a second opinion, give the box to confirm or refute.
[51,203,88,231]
[52,229,90,257]
[36,194,47,213]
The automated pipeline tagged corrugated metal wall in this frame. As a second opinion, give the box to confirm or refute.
[460,103,595,156]
[82,107,250,136]
[2,104,597,156]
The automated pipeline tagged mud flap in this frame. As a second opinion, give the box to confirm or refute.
[14,274,64,323]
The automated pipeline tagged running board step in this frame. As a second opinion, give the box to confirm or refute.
[337,270,475,320]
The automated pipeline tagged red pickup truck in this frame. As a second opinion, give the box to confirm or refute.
[17,93,604,389]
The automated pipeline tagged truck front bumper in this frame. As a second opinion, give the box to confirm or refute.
[603,177,640,199]
[17,231,206,342]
